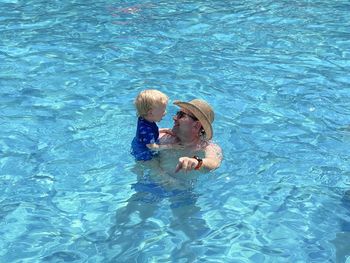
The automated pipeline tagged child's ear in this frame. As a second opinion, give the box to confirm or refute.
[147,109,153,116]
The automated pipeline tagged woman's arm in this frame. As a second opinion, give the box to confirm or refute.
[146,143,183,151]
[175,143,222,173]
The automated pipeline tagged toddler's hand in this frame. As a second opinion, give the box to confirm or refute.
[159,128,175,136]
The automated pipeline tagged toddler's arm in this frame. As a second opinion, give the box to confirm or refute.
[159,128,175,136]
[147,143,183,151]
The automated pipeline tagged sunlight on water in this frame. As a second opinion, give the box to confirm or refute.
[0,0,350,262]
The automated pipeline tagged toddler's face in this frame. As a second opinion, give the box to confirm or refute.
[150,103,167,122]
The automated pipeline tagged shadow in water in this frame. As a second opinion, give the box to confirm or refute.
[107,161,210,261]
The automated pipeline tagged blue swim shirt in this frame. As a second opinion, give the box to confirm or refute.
[131,117,159,161]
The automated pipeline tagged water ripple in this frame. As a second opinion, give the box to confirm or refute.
[1,0,349,262]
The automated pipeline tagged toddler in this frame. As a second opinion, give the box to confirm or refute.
[131,89,179,161]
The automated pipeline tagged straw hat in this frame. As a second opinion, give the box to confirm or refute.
[173,99,214,140]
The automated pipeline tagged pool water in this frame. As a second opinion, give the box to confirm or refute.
[1,0,350,262]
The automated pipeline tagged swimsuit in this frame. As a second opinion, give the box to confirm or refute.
[131,117,159,161]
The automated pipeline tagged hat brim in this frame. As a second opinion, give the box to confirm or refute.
[174,100,213,140]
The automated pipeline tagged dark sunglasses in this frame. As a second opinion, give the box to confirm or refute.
[176,111,198,121]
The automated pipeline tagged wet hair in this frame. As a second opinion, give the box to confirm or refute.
[134,89,168,117]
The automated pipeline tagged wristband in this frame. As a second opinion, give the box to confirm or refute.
[193,156,203,170]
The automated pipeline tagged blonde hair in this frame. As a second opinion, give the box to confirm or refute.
[134,89,168,117]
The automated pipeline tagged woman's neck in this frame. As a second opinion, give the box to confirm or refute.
[179,134,201,147]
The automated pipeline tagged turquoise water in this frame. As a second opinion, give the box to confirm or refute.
[1,0,350,262]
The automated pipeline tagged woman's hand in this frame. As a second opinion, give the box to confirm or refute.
[175,157,198,173]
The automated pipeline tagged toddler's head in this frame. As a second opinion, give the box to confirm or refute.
[134,90,168,121]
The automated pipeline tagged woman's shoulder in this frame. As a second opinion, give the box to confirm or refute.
[204,141,223,158]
